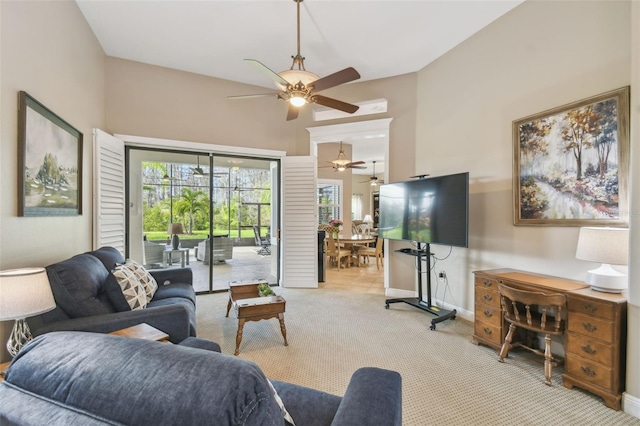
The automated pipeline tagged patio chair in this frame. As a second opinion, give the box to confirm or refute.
[253,226,271,255]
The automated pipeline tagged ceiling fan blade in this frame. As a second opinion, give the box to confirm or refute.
[312,95,359,114]
[286,104,299,121]
[309,67,361,93]
[245,59,290,87]
[228,93,276,99]
[348,161,365,166]
[348,165,367,169]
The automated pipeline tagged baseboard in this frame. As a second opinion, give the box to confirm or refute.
[383,289,473,322]
[623,392,640,419]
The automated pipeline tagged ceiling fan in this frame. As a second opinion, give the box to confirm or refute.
[191,156,207,178]
[360,161,384,186]
[320,142,365,171]
[228,0,361,121]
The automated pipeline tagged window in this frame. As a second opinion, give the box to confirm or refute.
[317,179,342,225]
[352,193,363,220]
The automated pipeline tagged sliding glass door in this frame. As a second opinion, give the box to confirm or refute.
[126,148,279,293]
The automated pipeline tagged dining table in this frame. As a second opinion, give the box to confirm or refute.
[340,235,376,267]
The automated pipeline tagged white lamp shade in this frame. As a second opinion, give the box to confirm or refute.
[575,227,629,265]
[0,267,56,321]
[575,227,629,293]
[363,215,373,224]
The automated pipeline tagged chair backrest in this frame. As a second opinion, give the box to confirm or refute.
[374,236,383,254]
[353,223,368,236]
[252,226,262,245]
[498,283,566,335]
[324,226,340,255]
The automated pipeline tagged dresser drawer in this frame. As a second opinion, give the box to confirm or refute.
[566,332,612,366]
[475,286,500,308]
[566,354,613,390]
[475,302,501,326]
[475,276,498,290]
[474,320,502,346]
[567,312,614,344]
[568,297,614,320]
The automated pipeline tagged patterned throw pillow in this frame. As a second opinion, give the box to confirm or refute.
[112,264,148,310]
[124,259,158,302]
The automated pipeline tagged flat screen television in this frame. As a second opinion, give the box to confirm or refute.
[378,172,469,247]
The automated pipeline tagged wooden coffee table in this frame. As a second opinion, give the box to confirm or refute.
[225,281,288,355]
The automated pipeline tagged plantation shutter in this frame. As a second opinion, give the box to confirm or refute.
[93,129,125,255]
[280,156,318,288]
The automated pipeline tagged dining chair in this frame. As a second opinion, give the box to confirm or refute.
[358,237,384,270]
[325,226,350,271]
[497,283,566,386]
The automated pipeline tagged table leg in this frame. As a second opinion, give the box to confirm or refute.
[185,250,189,266]
[235,318,245,356]
[225,298,232,317]
[278,313,288,346]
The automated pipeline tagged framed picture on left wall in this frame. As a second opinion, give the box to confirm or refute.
[18,91,83,216]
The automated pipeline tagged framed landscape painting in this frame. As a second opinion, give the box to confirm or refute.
[18,91,83,216]
[513,86,629,226]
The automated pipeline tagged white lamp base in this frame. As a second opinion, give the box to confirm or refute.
[585,263,627,293]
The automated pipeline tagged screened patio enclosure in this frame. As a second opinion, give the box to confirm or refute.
[127,149,279,293]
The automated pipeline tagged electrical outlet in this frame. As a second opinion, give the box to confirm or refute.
[438,271,446,283]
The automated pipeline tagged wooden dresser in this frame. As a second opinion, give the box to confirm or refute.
[472,269,627,410]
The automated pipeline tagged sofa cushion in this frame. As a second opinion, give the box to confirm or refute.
[88,246,125,271]
[6,332,286,426]
[112,265,148,310]
[124,259,158,301]
[152,283,196,304]
[45,254,115,318]
[148,297,196,336]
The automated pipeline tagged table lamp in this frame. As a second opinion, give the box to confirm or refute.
[575,227,629,293]
[363,214,374,236]
[0,268,56,357]
[168,222,184,249]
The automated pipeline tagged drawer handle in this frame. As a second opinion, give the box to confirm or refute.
[483,327,492,335]
[580,366,596,377]
[483,295,493,302]
[483,310,493,318]
[582,323,597,333]
[583,304,597,313]
[483,280,492,287]
[581,345,596,355]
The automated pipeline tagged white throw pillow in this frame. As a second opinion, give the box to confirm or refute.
[124,259,158,302]
[112,264,148,310]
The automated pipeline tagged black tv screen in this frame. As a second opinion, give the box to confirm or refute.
[378,172,469,247]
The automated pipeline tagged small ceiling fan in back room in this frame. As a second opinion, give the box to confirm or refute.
[228,0,361,121]
[360,161,384,186]
[320,142,366,172]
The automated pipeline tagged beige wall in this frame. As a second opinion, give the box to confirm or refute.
[0,1,106,360]
[416,0,630,311]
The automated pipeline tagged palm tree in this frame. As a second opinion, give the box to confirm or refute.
[175,188,208,234]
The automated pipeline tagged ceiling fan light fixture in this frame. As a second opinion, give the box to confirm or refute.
[290,96,306,107]
[370,180,378,186]
[277,69,319,90]
[337,165,346,172]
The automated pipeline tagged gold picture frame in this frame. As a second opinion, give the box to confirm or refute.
[513,86,629,226]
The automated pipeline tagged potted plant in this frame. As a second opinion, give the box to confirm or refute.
[258,282,275,297]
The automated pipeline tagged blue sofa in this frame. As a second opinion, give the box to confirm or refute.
[27,247,196,343]
[0,332,402,425]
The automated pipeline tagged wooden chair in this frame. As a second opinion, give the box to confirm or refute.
[325,226,350,271]
[358,237,384,270]
[497,283,566,386]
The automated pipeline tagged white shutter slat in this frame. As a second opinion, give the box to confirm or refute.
[280,156,317,288]
[93,129,125,255]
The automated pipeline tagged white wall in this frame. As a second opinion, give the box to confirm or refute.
[416,0,630,312]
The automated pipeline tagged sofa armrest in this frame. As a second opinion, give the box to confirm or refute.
[30,304,191,343]
[331,367,402,426]
[149,267,193,286]
[178,337,221,352]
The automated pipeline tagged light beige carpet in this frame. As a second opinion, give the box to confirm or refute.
[195,287,640,425]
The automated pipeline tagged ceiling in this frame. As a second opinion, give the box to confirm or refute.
[76,0,524,175]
